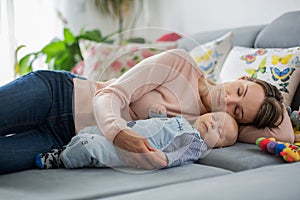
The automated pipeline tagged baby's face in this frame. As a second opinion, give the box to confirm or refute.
[193,112,238,148]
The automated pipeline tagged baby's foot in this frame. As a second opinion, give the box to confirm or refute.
[35,149,64,169]
[149,104,167,118]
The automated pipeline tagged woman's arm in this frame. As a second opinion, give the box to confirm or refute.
[93,49,199,169]
[238,107,294,143]
[113,130,168,169]
[93,49,196,142]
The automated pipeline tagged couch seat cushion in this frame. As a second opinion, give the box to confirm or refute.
[0,164,232,200]
[103,162,300,200]
[197,143,284,172]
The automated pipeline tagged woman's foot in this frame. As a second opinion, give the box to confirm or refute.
[35,149,64,169]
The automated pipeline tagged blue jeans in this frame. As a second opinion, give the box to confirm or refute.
[0,70,79,174]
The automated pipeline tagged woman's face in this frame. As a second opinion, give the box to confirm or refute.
[207,79,265,124]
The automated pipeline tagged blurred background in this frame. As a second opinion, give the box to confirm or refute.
[1,0,300,85]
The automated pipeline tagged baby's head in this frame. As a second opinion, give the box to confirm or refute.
[193,112,238,148]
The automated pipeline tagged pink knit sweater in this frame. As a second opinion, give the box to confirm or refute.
[73,49,294,144]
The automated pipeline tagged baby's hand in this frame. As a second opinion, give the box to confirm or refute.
[149,104,167,118]
[149,104,167,115]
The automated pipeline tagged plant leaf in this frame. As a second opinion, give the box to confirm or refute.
[41,41,66,58]
[64,28,76,45]
[14,45,27,75]
[61,56,77,71]
[53,52,76,71]
[18,54,35,75]
[78,29,103,42]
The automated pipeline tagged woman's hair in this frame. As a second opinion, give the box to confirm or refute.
[243,76,284,128]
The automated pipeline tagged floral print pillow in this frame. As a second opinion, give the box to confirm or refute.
[72,40,177,81]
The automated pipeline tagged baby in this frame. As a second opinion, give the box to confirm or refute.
[36,104,238,169]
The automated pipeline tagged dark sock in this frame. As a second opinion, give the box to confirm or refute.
[35,149,64,169]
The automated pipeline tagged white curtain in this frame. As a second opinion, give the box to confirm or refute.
[0,0,60,86]
[0,0,15,86]
[0,0,149,86]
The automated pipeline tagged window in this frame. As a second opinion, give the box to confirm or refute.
[0,0,61,86]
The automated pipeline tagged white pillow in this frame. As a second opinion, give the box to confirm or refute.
[189,32,233,83]
[220,46,300,106]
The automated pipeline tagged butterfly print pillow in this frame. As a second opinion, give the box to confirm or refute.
[189,32,233,83]
[220,46,300,106]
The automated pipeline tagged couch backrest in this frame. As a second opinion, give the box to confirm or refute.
[177,25,265,51]
[178,11,300,110]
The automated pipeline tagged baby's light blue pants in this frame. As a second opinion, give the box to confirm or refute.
[61,116,198,168]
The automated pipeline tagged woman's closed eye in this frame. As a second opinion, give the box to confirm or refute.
[234,106,238,114]
[237,87,241,96]
[237,87,243,96]
[235,85,247,121]
[234,105,244,121]
[238,85,248,98]
[234,106,240,119]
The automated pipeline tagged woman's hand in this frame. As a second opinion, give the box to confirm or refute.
[113,130,168,169]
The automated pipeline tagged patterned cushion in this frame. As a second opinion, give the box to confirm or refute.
[189,32,232,83]
[220,46,300,106]
[72,40,177,81]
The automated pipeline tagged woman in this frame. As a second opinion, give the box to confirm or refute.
[0,49,294,174]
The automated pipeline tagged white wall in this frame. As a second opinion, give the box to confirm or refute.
[146,0,300,35]
[2,0,300,86]
[58,0,300,42]
[56,0,147,36]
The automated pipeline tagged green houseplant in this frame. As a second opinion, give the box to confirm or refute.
[15,0,144,76]
[15,28,112,76]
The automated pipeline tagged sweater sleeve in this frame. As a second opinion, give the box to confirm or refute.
[93,49,197,142]
[238,106,294,144]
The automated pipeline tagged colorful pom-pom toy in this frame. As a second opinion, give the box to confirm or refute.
[256,137,300,162]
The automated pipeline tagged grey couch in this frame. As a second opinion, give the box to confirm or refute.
[1,11,300,200]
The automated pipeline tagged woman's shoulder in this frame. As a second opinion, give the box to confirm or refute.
[160,49,204,83]
[171,48,204,75]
